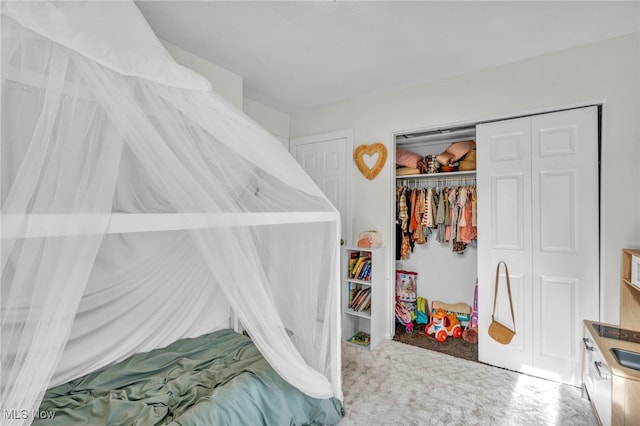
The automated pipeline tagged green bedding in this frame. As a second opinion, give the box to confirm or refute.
[36,329,343,425]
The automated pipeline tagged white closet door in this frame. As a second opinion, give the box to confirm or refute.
[477,116,534,374]
[530,107,599,385]
[477,106,599,386]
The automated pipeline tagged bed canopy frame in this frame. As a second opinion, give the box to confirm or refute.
[0,2,342,423]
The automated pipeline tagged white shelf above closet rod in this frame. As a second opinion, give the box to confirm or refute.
[395,170,476,180]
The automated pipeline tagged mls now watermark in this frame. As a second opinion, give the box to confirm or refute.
[3,408,56,420]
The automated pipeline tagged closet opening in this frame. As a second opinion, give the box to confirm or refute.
[392,125,479,362]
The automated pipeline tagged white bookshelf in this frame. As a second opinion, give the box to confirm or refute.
[342,246,386,350]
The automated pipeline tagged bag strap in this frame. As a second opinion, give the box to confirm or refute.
[491,261,516,332]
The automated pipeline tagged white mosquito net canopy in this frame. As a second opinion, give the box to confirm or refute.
[1,1,342,422]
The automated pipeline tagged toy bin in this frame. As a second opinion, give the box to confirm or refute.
[395,270,417,303]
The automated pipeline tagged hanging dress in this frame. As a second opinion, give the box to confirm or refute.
[398,187,409,232]
[446,187,457,242]
[460,186,478,243]
[413,188,426,244]
[435,187,446,243]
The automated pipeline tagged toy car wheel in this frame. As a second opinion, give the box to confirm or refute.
[452,325,463,339]
[436,330,448,342]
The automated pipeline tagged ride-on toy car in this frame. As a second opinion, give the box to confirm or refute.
[425,308,463,342]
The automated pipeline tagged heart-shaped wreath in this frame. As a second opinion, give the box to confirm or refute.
[354,143,387,180]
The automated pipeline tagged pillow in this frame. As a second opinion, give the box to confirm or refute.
[436,152,455,166]
[458,149,477,171]
[463,149,476,162]
[446,140,476,162]
[396,147,423,168]
[395,166,421,175]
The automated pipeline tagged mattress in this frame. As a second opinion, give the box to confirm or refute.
[35,329,343,425]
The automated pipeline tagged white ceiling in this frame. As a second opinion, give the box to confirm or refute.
[136,1,640,113]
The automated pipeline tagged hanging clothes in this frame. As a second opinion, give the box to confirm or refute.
[398,187,409,232]
[460,187,478,244]
[409,188,419,234]
[435,187,446,243]
[395,180,477,259]
[413,188,426,245]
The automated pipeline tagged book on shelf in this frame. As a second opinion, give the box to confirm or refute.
[347,331,370,347]
[353,257,369,278]
[349,287,371,312]
[358,292,371,312]
[358,261,371,280]
[348,252,359,276]
[349,253,372,280]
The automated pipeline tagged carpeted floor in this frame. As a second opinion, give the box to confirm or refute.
[339,339,598,425]
[393,323,478,362]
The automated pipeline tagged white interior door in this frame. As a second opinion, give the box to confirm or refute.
[477,106,599,386]
[290,129,352,245]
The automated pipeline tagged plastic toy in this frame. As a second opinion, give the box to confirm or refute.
[425,308,463,342]
[395,300,414,333]
[395,270,418,332]
[396,270,417,303]
[430,300,472,328]
[416,296,428,325]
[463,281,479,344]
[470,280,478,328]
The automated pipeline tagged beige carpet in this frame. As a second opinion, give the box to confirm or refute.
[339,340,598,426]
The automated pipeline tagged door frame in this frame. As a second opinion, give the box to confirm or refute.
[290,128,354,246]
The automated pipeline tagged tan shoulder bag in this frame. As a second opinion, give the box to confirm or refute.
[488,261,516,344]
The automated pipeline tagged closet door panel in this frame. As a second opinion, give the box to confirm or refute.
[534,274,578,382]
[537,125,578,157]
[539,170,577,253]
[531,106,599,387]
[492,174,525,250]
[538,275,576,357]
[487,128,527,258]
[490,132,526,162]
[477,117,533,374]
[481,265,533,373]
[495,271,528,352]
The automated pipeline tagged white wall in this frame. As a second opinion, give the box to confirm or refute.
[243,97,291,141]
[160,39,243,109]
[290,33,640,325]
[161,39,290,142]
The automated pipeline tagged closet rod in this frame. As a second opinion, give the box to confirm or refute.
[398,176,476,188]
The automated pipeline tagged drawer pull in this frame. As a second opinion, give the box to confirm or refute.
[582,337,594,351]
[594,361,610,379]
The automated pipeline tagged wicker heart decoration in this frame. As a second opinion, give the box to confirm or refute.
[354,143,387,180]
